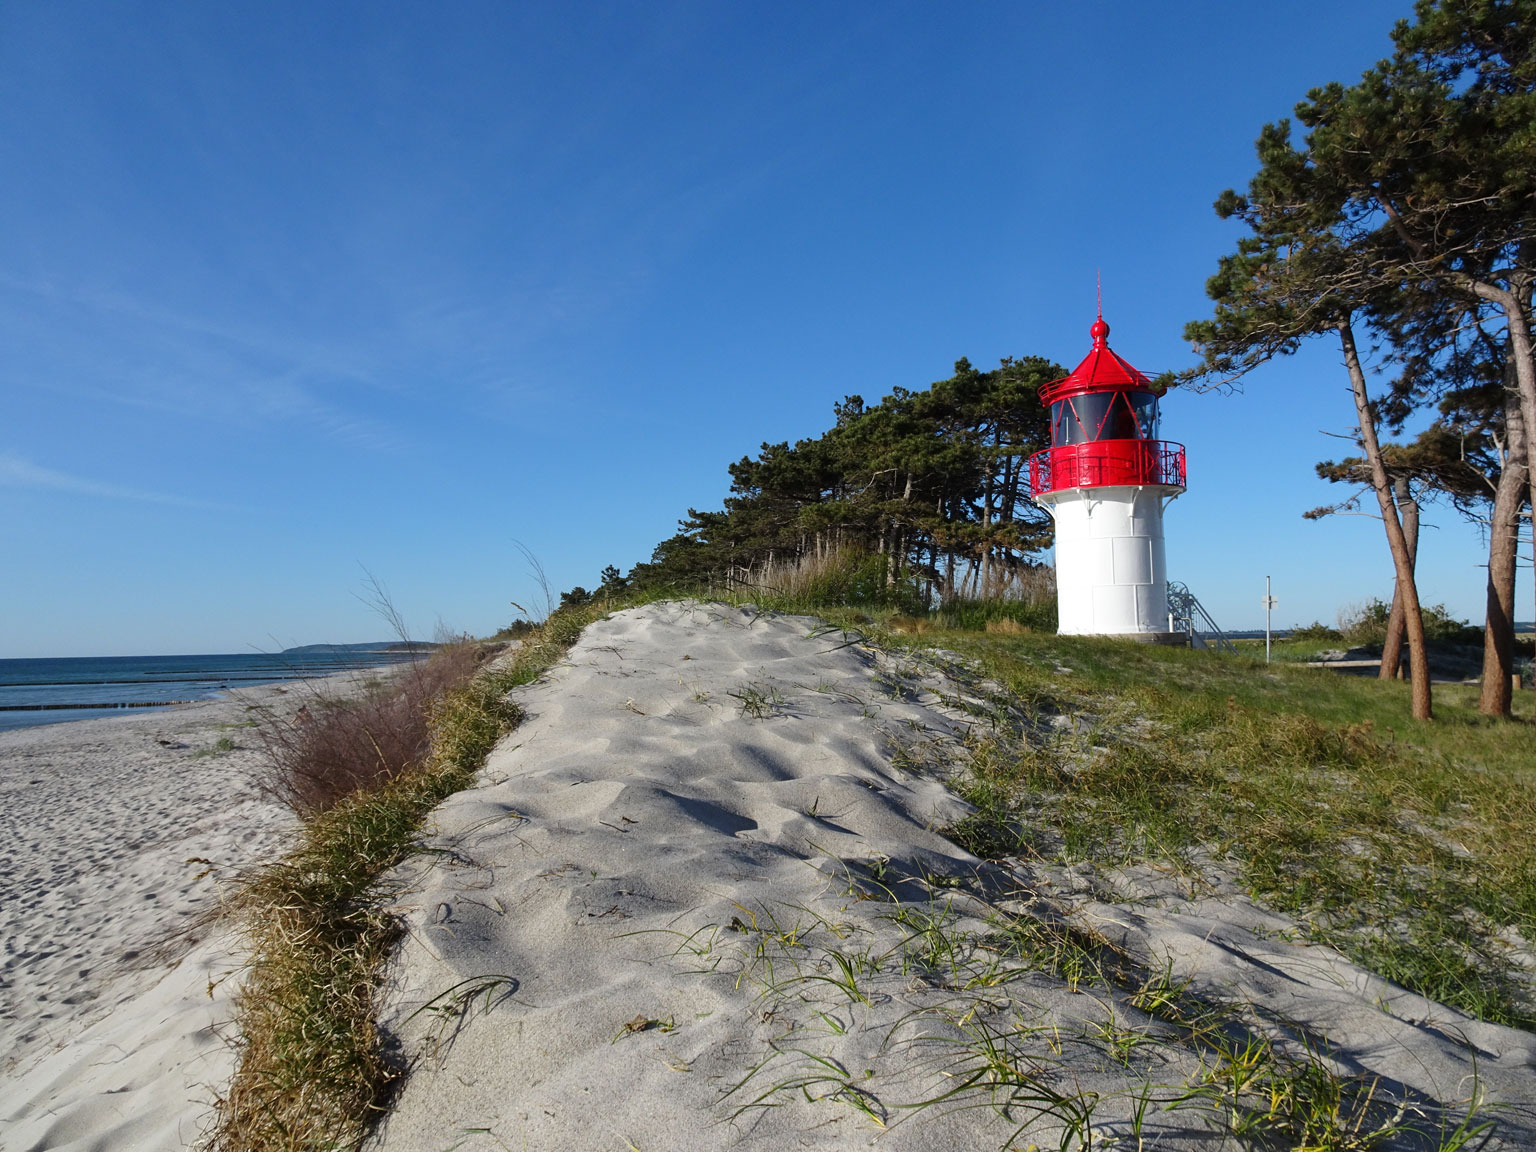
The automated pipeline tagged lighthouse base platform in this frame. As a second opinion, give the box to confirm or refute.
[1083,630,1189,646]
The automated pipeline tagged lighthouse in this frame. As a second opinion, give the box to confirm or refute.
[1028,316,1186,640]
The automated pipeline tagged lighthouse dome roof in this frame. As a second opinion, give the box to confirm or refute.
[1039,315,1162,404]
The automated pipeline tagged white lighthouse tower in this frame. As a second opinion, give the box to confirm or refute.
[1028,316,1186,640]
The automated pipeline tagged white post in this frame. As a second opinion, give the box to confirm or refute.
[1262,576,1277,664]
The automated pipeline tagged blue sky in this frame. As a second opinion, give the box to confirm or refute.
[1,0,1511,657]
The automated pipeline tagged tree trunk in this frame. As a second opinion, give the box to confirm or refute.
[1340,321,1432,720]
[1464,279,1536,618]
[1382,225,1535,694]
[1378,476,1420,679]
[1480,382,1528,716]
[981,454,995,597]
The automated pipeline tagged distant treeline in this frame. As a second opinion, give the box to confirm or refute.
[597,355,1066,610]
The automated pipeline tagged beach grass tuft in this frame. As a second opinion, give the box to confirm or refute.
[252,640,492,815]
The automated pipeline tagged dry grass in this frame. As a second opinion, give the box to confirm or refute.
[722,550,877,603]
[253,643,492,815]
[984,617,1029,635]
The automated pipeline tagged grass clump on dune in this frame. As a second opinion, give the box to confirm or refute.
[209,606,611,1152]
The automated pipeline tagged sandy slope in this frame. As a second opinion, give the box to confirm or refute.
[371,602,1536,1152]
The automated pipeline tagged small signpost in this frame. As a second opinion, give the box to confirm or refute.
[1262,576,1278,664]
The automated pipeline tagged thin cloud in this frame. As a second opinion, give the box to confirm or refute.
[0,276,406,451]
[0,453,235,510]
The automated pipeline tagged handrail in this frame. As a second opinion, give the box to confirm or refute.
[1029,441,1186,497]
[1166,580,1237,654]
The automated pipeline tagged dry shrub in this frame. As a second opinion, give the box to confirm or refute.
[729,550,862,600]
[985,617,1029,635]
[256,641,494,815]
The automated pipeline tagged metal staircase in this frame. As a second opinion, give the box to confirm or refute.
[1166,581,1237,654]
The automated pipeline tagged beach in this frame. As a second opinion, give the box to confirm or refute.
[0,673,373,1151]
[4,604,1534,1151]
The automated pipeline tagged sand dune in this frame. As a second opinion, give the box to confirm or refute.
[371,602,1536,1151]
[4,604,1533,1151]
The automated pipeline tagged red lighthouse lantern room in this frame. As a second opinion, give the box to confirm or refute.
[1028,316,1187,637]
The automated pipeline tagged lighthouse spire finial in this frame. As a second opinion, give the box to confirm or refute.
[1090,272,1110,348]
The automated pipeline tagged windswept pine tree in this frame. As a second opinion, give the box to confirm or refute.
[627,355,1064,607]
[1186,0,1536,720]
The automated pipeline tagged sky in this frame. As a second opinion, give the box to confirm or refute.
[1,0,1519,657]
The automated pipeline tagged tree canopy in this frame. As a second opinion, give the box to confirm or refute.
[626,355,1064,606]
[1184,0,1536,719]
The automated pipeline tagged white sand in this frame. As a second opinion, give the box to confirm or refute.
[371,602,1536,1151]
[0,676,356,1151]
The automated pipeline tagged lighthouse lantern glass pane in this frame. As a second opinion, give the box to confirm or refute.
[1128,393,1159,440]
[1051,400,1090,446]
[1069,394,1111,443]
[1098,395,1139,440]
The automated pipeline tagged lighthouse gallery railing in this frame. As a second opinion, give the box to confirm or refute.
[1028,441,1186,497]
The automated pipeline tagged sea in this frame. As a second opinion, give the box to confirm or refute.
[0,648,417,733]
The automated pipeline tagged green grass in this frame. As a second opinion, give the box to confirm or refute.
[859,623,1536,1029]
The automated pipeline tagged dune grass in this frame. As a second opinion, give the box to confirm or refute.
[252,642,490,815]
[849,621,1536,1030]
[208,606,611,1152]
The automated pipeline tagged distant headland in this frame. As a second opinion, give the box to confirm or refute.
[279,641,437,655]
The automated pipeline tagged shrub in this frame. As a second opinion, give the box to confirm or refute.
[1337,598,1393,646]
[559,585,594,610]
[1339,598,1481,648]
[255,641,493,815]
[1290,621,1343,643]
[1422,604,1484,646]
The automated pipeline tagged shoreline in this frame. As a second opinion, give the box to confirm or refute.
[0,669,381,1148]
[0,651,418,735]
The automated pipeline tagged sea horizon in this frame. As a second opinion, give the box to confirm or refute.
[0,647,417,732]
